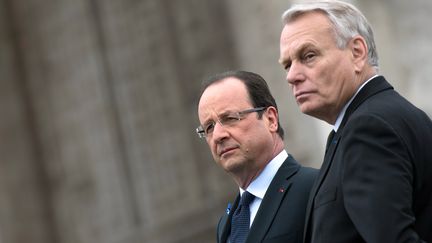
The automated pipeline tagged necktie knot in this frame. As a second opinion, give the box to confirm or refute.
[239,191,255,207]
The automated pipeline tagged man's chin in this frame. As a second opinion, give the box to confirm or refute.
[300,104,319,117]
[220,158,243,173]
[299,103,311,114]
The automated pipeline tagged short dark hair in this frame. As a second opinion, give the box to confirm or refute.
[200,70,285,140]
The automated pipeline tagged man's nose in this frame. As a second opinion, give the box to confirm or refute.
[286,62,305,85]
[211,122,229,143]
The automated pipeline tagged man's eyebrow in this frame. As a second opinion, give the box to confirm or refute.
[296,43,316,56]
[280,42,316,66]
[203,109,233,123]
[218,109,236,117]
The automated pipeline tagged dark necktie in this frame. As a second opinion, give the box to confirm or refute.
[325,130,336,153]
[231,191,255,243]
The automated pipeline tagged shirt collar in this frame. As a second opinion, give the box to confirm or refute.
[239,150,288,199]
[333,75,378,132]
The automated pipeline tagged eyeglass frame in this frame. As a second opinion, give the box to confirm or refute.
[196,107,267,139]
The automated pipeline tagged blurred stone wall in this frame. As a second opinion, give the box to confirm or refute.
[0,0,430,243]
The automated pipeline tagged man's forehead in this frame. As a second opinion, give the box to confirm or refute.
[198,80,250,119]
[282,12,333,40]
[200,78,248,103]
[280,15,334,60]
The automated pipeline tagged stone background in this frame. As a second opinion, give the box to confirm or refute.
[0,0,430,242]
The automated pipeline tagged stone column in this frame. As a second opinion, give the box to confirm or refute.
[0,1,56,242]
[5,1,137,242]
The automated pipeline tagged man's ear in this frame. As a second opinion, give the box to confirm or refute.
[350,35,368,73]
[266,107,279,132]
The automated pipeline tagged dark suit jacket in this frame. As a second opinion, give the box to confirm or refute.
[304,76,432,243]
[217,155,318,243]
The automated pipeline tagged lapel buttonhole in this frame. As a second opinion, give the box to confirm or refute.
[226,203,231,215]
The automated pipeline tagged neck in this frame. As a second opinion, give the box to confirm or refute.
[233,139,285,189]
[357,66,378,87]
[322,68,378,125]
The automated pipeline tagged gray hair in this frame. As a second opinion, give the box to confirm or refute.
[282,0,379,69]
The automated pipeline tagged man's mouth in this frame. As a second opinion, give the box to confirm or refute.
[219,146,237,157]
[295,90,314,102]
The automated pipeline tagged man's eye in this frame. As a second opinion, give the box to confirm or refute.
[303,52,316,62]
[221,115,239,125]
[205,123,215,134]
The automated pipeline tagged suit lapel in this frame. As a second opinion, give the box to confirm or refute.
[303,129,340,241]
[218,195,240,243]
[246,156,300,243]
[340,76,393,129]
[303,76,394,241]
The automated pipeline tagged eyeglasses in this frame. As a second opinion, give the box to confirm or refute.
[196,107,267,139]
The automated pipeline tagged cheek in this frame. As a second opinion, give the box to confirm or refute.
[313,66,339,97]
[207,141,218,157]
[324,68,349,96]
[315,84,336,107]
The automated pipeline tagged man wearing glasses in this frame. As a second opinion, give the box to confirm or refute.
[196,70,318,243]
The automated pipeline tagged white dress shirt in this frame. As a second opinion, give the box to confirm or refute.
[227,150,288,242]
[240,149,288,226]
